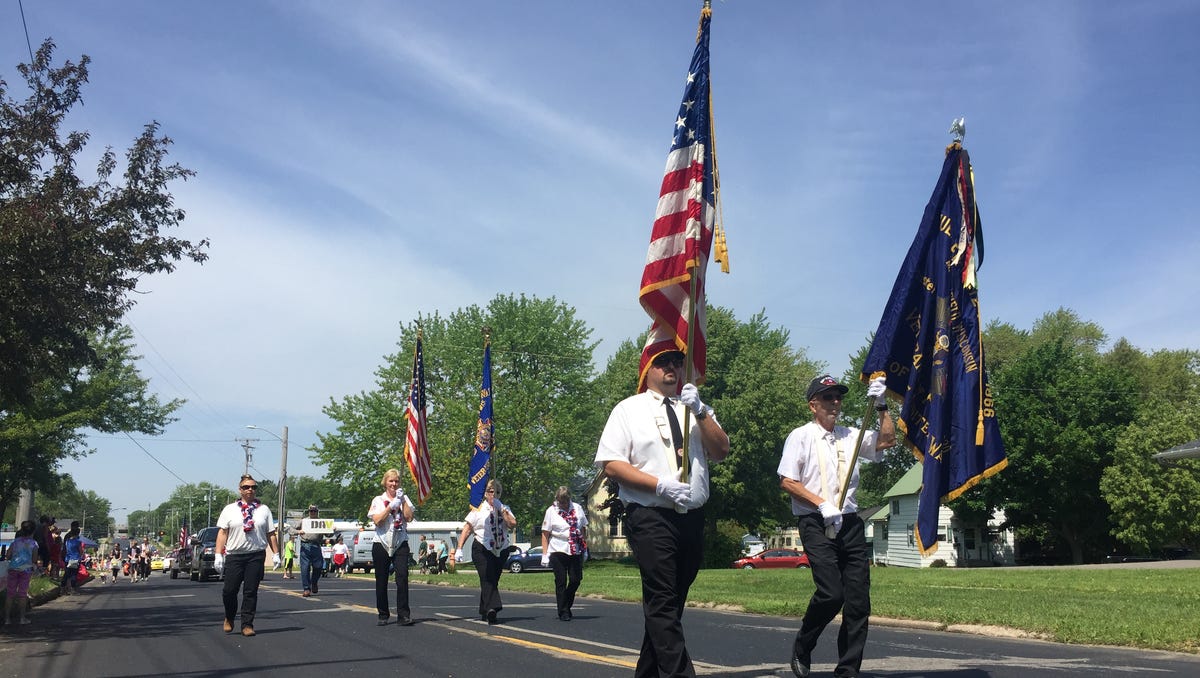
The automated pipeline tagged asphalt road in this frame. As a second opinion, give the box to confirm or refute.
[2,570,1198,677]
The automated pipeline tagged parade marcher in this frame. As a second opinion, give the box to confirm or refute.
[594,349,730,677]
[214,474,281,637]
[455,478,517,625]
[779,374,895,678]
[369,468,415,626]
[540,485,588,621]
[296,505,325,597]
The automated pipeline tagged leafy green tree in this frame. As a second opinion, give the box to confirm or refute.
[1100,349,1200,553]
[0,326,181,520]
[30,475,113,539]
[1,40,208,413]
[986,311,1139,563]
[314,294,600,535]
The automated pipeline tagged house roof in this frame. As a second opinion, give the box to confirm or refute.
[860,504,888,521]
[883,463,923,498]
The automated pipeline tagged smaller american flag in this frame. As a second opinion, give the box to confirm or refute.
[179,522,188,549]
[404,335,433,503]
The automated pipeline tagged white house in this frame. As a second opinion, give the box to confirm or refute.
[881,464,1015,567]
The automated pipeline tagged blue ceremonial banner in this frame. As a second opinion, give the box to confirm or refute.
[468,340,494,509]
[862,143,1007,556]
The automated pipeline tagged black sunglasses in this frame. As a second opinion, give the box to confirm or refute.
[240,485,258,490]
[819,393,843,402]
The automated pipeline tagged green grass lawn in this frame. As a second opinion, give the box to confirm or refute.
[403,562,1200,654]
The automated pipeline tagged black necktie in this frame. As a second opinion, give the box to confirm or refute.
[663,397,686,471]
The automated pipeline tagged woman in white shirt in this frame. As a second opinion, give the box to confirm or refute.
[455,478,517,624]
[540,485,588,621]
[369,468,415,626]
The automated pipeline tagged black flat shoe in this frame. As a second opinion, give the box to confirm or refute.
[399,616,413,626]
[377,618,388,626]
[790,649,811,678]
[486,609,498,625]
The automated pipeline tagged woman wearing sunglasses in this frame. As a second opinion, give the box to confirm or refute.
[214,474,281,637]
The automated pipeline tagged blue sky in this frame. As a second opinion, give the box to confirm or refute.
[6,1,1197,526]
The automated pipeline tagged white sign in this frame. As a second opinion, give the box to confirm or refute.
[301,518,334,534]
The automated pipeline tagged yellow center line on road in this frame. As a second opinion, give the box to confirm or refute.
[262,583,758,675]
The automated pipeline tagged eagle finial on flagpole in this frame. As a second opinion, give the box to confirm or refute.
[949,117,966,143]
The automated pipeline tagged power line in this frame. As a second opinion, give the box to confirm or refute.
[122,432,188,486]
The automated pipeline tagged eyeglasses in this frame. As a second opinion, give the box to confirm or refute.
[240,485,258,490]
[818,393,842,403]
[653,358,683,369]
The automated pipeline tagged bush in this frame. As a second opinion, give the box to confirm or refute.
[703,519,747,569]
[930,559,947,568]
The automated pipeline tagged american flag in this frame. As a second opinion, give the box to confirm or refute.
[178,521,187,549]
[404,334,433,504]
[637,8,717,393]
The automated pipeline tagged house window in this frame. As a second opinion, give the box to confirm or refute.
[939,525,950,543]
[891,500,900,514]
[785,537,792,547]
[608,513,624,538]
[965,528,976,550]
[988,528,1006,545]
[881,524,889,539]
[906,524,915,546]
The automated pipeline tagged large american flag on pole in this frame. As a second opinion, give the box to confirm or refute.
[637,7,717,392]
[404,334,433,504]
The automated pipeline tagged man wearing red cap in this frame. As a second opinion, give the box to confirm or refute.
[779,374,895,678]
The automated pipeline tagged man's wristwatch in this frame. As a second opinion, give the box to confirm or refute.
[875,403,889,412]
[695,407,709,421]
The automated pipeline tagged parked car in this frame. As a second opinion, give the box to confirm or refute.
[150,556,166,572]
[731,548,810,569]
[170,544,191,579]
[506,546,553,574]
[188,527,222,581]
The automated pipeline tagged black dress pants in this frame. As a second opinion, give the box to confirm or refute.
[222,551,265,629]
[624,503,704,678]
[549,552,584,615]
[372,541,411,620]
[471,541,505,616]
[794,513,871,677]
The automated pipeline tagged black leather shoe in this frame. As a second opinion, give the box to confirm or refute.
[486,609,498,625]
[377,617,388,626]
[399,616,413,626]
[790,649,811,677]
[558,612,570,621]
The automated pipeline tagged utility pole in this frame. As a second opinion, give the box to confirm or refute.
[236,438,259,476]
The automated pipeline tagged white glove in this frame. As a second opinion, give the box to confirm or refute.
[818,501,844,532]
[540,554,550,567]
[678,383,706,416]
[388,497,403,512]
[272,554,281,568]
[866,376,887,401]
[454,548,464,563]
[214,553,225,574]
[655,471,692,506]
